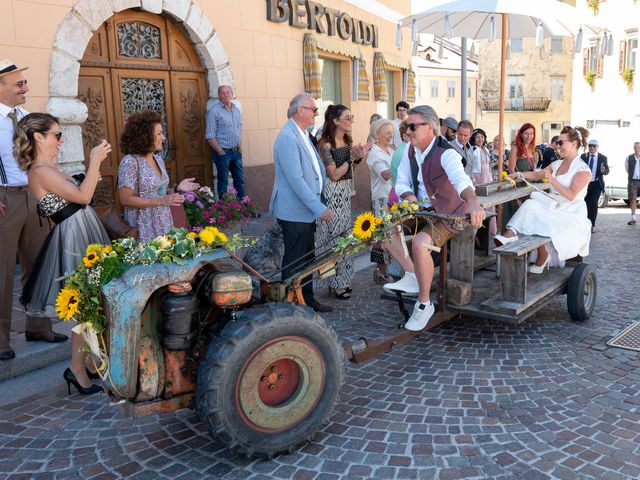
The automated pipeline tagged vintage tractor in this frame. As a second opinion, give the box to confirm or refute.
[101,248,347,458]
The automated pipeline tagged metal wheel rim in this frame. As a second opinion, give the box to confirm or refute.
[582,273,596,313]
[236,336,325,433]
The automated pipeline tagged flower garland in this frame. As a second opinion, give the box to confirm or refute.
[55,226,242,334]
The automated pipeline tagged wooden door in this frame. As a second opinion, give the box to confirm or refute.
[79,10,210,208]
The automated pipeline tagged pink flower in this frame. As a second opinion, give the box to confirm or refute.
[204,212,210,218]
[184,192,196,201]
[241,196,251,204]
[227,187,237,195]
[196,201,204,208]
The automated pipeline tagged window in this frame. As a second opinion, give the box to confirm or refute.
[447,80,455,98]
[550,77,565,101]
[508,76,523,98]
[550,36,563,54]
[430,80,439,98]
[620,36,638,73]
[511,37,523,53]
[467,84,472,98]
[583,44,603,77]
[316,57,343,131]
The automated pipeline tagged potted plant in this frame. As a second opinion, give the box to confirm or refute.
[588,0,600,15]
[622,66,634,88]
[183,186,256,234]
[585,71,596,88]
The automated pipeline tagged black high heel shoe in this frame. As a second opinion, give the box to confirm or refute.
[63,368,102,395]
[86,368,100,380]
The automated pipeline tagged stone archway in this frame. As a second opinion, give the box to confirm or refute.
[46,0,234,171]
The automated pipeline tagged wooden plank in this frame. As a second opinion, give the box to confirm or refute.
[500,256,527,302]
[477,184,551,209]
[475,180,525,196]
[450,227,476,283]
[481,267,571,314]
[493,235,551,257]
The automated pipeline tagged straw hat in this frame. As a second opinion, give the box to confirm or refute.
[0,59,28,78]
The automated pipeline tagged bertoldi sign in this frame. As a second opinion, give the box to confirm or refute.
[266,0,379,47]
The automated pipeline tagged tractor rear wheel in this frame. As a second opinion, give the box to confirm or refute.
[196,303,345,458]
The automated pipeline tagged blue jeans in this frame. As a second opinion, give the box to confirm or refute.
[212,148,245,199]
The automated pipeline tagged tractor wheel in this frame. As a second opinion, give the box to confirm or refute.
[196,303,346,458]
[567,263,597,321]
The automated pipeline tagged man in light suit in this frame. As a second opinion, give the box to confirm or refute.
[580,139,608,232]
[269,93,334,312]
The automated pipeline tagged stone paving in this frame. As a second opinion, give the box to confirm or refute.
[1,206,640,479]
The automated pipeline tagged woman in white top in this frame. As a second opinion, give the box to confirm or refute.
[494,126,592,274]
[471,128,497,236]
[367,118,395,283]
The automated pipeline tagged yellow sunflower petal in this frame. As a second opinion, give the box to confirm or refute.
[353,211,376,240]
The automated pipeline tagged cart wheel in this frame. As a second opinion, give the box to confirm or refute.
[567,263,596,321]
[196,303,345,458]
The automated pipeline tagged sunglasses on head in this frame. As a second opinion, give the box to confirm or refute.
[407,122,428,131]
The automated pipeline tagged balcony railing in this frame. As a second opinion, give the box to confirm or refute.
[480,97,551,112]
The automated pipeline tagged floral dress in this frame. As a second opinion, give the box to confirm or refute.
[118,154,173,242]
[315,143,354,291]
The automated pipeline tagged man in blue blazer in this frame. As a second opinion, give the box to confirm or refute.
[580,139,609,232]
[269,93,334,312]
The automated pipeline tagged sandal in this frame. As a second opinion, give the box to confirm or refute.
[373,269,394,285]
[333,288,352,300]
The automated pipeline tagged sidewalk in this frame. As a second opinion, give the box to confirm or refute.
[2,213,370,381]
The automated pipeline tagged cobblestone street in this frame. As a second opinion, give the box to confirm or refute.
[1,206,639,480]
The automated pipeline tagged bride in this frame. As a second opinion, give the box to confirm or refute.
[494,126,592,274]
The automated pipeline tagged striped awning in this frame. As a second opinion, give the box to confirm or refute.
[303,33,322,99]
[382,52,405,70]
[357,57,370,101]
[405,66,416,103]
[373,52,387,102]
[314,34,362,59]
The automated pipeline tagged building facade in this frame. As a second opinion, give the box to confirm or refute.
[413,37,479,126]
[0,0,413,211]
[477,35,574,145]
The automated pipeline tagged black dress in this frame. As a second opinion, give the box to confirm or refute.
[21,179,110,318]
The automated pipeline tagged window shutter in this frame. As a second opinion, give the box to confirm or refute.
[597,53,604,78]
[619,40,627,73]
[583,48,589,75]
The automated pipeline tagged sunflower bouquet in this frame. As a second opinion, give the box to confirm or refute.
[55,226,240,334]
[335,201,421,254]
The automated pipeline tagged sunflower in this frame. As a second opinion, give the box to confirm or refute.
[216,231,228,243]
[390,203,399,213]
[55,288,81,321]
[199,229,215,245]
[374,217,383,225]
[85,244,103,256]
[101,245,113,255]
[83,252,100,268]
[353,211,376,240]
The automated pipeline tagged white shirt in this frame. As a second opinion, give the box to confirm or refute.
[395,137,474,208]
[588,154,598,181]
[367,143,394,200]
[626,155,640,180]
[0,103,28,186]
[392,118,403,147]
[295,123,323,191]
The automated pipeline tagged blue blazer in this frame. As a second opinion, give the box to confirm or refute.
[269,119,327,222]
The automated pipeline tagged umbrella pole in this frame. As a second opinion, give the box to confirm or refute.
[497,13,508,230]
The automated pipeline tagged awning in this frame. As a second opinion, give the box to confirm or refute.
[373,52,387,101]
[303,34,322,99]
[357,57,370,101]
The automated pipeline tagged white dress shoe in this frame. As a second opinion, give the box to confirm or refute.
[494,234,519,247]
[529,256,550,274]
[405,301,435,331]
[383,271,419,295]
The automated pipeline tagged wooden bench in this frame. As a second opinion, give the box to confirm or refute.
[492,235,551,303]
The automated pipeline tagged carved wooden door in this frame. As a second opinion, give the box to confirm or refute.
[79,10,210,208]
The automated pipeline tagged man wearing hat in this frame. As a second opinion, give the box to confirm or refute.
[440,116,457,142]
[0,59,68,361]
[580,138,608,233]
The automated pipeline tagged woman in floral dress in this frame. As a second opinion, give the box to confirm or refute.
[118,110,199,242]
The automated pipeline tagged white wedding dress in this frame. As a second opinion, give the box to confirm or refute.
[507,156,591,268]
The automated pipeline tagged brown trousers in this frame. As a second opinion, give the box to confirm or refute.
[0,187,51,350]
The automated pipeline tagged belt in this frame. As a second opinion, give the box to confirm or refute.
[224,147,240,153]
[1,185,29,192]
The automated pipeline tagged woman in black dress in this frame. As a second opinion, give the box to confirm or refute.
[17,113,111,395]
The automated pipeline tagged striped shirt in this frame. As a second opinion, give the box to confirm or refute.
[0,103,28,186]
[204,101,242,149]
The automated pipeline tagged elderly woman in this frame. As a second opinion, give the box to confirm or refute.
[367,118,395,283]
[17,113,111,395]
[315,104,370,299]
[118,110,199,242]
[494,127,592,273]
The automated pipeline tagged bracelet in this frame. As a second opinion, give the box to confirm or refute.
[173,183,180,193]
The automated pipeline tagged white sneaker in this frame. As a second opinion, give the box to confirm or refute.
[383,272,419,295]
[405,301,435,331]
[494,234,518,247]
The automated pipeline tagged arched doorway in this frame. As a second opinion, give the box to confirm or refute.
[78,10,211,207]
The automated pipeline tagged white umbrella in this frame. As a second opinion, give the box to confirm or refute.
[401,0,603,176]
